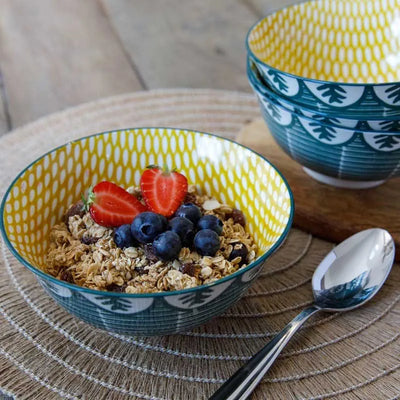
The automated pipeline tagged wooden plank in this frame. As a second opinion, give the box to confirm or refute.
[245,0,300,15]
[0,0,143,127]
[0,70,10,135]
[100,0,258,91]
[237,119,400,260]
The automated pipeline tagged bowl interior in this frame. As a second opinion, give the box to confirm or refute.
[247,0,400,84]
[1,128,293,281]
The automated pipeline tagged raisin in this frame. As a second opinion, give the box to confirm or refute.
[60,269,74,283]
[183,193,202,208]
[81,235,99,245]
[144,244,159,263]
[227,209,246,227]
[107,283,127,293]
[135,266,149,275]
[180,263,200,277]
[64,200,85,223]
[228,242,248,266]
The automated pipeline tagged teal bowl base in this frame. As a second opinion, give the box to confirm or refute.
[303,167,386,189]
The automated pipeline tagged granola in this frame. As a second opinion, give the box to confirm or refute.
[45,186,258,293]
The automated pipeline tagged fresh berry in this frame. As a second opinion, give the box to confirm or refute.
[168,217,195,247]
[197,215,223,235]
[140,165,188,217]
[194,229,220,256]
[131,212,167,243]
[175,203,202,224]
[114,224,137,249]
[152,231,182,261]
[83,181,147,227]
[228,242,249,266]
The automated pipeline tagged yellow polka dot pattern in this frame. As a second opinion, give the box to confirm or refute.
[2,128,292,271]
[248,0,400,83]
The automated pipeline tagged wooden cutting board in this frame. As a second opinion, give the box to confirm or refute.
[236,119,400,261]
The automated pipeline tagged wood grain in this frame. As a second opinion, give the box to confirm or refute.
[245,0,299,15]
[236,119,400,260]
[0,68,10,135]
[100,0,258,91]
[0,0,143,127]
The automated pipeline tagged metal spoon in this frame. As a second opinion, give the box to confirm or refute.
[209,228,395,400]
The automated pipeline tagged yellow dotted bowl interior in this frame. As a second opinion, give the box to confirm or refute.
[247,0,400,83]
[1,128,293,276]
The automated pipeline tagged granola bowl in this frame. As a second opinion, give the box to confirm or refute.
[0,128,293,336]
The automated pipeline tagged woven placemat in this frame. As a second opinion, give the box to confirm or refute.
[0,89,399,400]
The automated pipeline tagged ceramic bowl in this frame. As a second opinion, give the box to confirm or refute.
[248,63,400,188]
[249,58,400,132]
[0,128,293,336]
[246,0,400,116]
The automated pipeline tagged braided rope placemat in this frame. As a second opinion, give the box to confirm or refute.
[0,89,399,400]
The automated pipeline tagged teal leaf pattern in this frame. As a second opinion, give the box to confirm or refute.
[179,287,215,307]
[317,84,347,104]
[267,70,289,93]
[378,120,400,131]
[267,102,281,121]
[311,115,341,126]
[385,85,400,104]
[309,121,338,141]
[94,295,131,312]
[372,135,400,150]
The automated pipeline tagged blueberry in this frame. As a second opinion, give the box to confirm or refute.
[228,242,249,266]
[152,231,182,261]
[197,215,223,235]
[114,224,137,248]
[131,212,167,243]
[168,217,195,247]
[194,229,220,256]
[175,203,202,224]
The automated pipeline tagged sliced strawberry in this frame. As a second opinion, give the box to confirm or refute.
[84,181,147,227]
[140,166,188,217]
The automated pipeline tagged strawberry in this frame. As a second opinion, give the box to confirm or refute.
[83,181,147,227]
[140,165,188,217]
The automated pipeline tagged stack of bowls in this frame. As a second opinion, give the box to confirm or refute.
[246,0,400,189]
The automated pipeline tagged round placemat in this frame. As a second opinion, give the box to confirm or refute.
[0,89,399,400]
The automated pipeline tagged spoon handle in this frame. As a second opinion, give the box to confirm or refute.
[209,305,320,400]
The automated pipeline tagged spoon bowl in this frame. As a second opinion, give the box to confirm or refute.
[312,229,395,311]
[210,228,395,400]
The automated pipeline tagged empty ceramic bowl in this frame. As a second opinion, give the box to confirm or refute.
[0,128,293,336]
[246,0,400,116]
[248,62,400,188]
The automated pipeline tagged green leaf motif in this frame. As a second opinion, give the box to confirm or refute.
[378,119,400,131]
[311,115,341,125]
[316,84,347,104]
[267,70,289,93]
[309,121,337,141]
[372,135,400,149]
[386,85,400,104]
[267,102,281,121]
[180,287,215,307]
[95,295,131,311]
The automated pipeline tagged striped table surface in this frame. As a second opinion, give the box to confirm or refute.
[0,89,399,400]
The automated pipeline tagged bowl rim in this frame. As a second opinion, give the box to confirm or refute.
[0,127,294,298]
[247,56,400,122]
[248,59,400,137]
[245,0,400,87]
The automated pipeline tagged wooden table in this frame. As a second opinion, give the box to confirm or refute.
[0,0,295,135]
